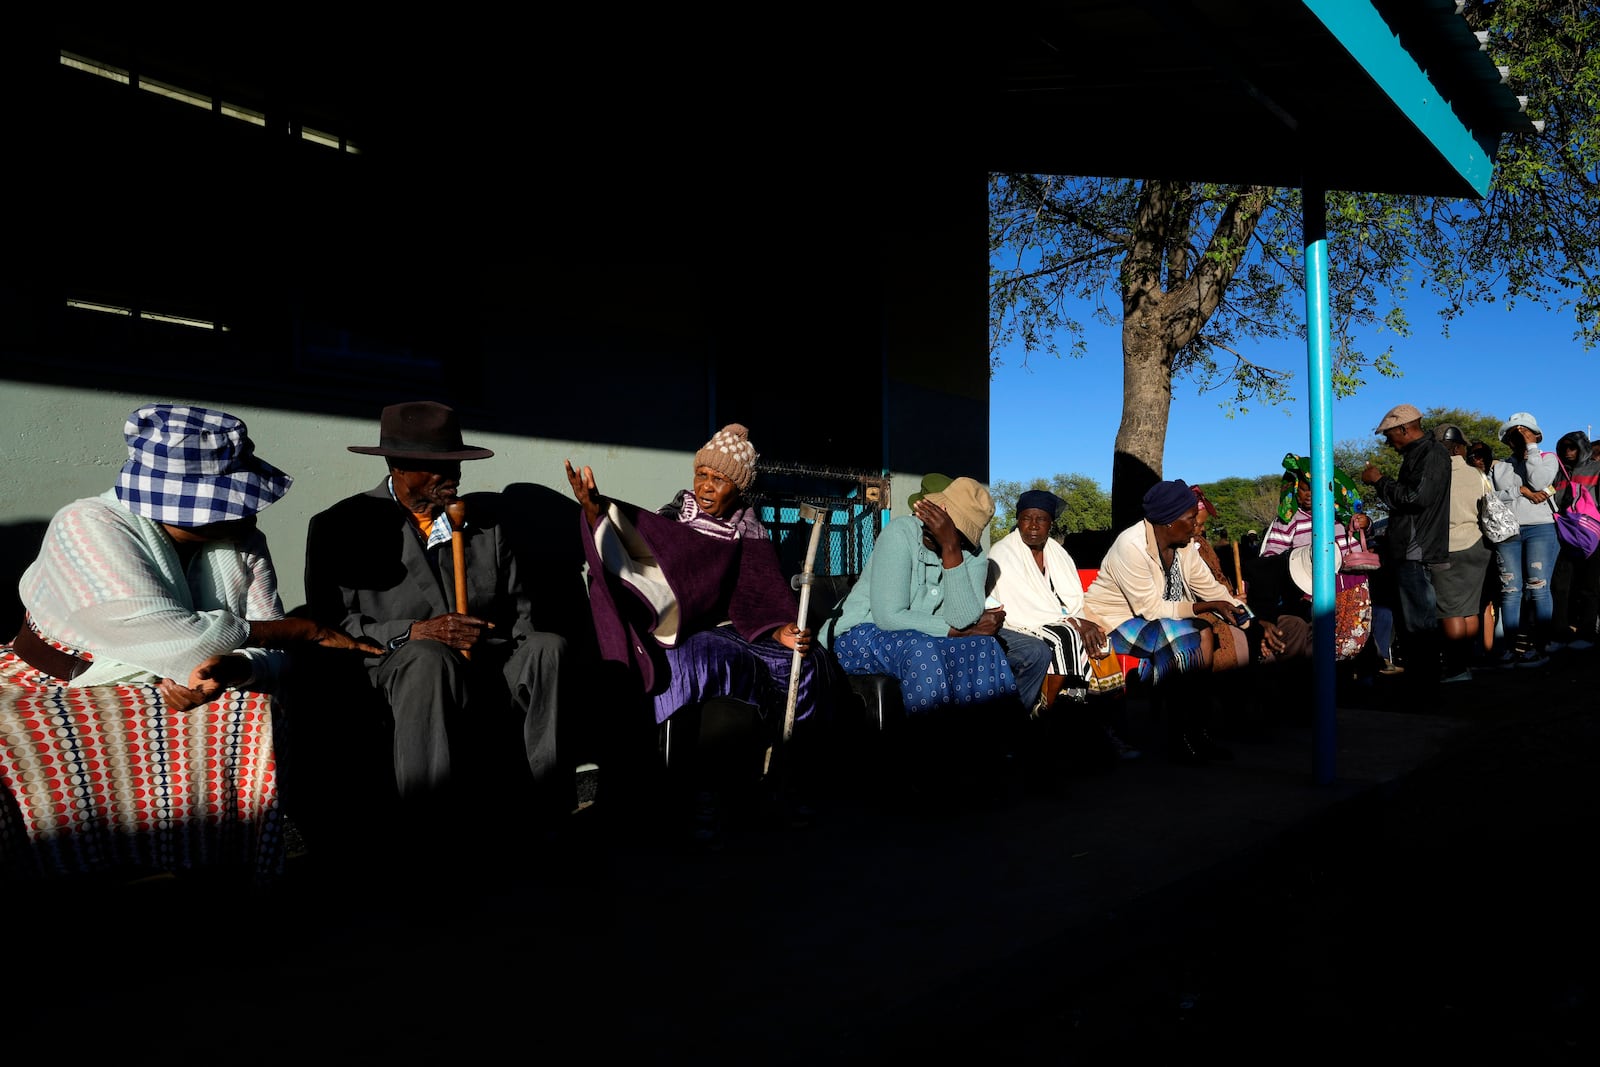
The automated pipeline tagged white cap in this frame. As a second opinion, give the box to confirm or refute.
[1499,412,1542,438]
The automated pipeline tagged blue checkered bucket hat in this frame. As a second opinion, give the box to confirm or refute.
[115,404,293,527]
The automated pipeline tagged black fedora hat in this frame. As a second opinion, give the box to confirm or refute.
[348,401,495,461]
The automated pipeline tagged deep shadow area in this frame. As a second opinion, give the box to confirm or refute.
[936,700,1600,1064]
[0,521,46,639]
[8,648,1597,1064]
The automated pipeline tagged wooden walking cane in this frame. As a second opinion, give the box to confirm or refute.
[447,499,470,660]
[1231,539,1244,598]
[765,503,825,776]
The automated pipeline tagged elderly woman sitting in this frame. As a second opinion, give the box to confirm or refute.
[987,489,1140,758]
[566,424,841,847]
[988,490,1108,699]
[829,476,1051,718]
[1083,479,1307,764]
[2,404,380,879]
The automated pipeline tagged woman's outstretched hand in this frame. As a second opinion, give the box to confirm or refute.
[244,617,384,656]
[564,460,604,529]
[311,625,384,656]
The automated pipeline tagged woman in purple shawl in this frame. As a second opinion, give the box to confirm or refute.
[565,423,830,721]
[565,425,839,843]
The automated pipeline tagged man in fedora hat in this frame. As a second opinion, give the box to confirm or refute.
[1361,402,1450,690]
[304,401,571,838]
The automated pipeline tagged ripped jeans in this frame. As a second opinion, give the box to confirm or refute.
[1495,521,1559,650]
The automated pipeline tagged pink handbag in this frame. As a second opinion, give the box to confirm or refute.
[1340,526,1382,572]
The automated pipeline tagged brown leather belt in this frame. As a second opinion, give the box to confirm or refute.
[8,621,92,682]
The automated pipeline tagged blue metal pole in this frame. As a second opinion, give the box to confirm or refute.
[1304,187,1337,785]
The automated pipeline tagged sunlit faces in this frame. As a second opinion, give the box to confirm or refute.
[1378,424,1411,450]
[1161,507,1200,543]
[693,465,740,518]
[1016,507,1055,549]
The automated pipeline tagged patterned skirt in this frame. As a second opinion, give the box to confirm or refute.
[653,625,843,727]
[1007,621,1093,702]
[0,642,284,884]
[1108,616,1209,687]
[831,623,1018,715]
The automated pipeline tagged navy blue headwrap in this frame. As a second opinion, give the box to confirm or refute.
[1015,489,1063,520]
[1142,479,1195,525]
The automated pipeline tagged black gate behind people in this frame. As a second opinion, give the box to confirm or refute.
[748,461,890,580]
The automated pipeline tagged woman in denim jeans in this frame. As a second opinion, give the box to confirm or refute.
[1488,412,1560,667]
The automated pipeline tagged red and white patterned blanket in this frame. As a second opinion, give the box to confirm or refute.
[0,647,284,883]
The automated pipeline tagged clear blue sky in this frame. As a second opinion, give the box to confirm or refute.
[988,292,1596,493]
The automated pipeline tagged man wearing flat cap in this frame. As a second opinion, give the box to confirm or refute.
[305,401,571,835]
[1361,403,1450,690]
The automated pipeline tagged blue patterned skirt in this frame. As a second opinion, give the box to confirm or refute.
[830,623,1018,714]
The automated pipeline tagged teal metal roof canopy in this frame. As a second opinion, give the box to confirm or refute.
[989,0,1534,196]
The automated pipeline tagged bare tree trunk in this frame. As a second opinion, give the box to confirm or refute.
[1112,305,1174,530]
[1110,179,1180,530]
[1107,180,1273,530]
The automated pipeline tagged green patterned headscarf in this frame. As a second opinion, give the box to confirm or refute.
[1277,453,1361,526]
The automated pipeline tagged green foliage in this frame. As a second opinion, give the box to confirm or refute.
[989,178,1419,409]
[1192,475,1282,543]
[1463,0,1600,342]
[988,472,1112,543]
[989,2,1600,519]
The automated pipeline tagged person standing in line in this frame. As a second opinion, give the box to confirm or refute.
[1485,412,1560,667]
[1430,425,1493,682]
[1361,403,1450,692]
[1465,440,1505,656]
[1549,429,1600,652]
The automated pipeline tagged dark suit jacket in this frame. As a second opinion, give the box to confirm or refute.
[304,481,533,660]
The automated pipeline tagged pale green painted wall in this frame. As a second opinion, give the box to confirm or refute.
[3,382,927,613]
[4,383,688,611]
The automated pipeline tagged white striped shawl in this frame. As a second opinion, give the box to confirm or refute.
[18,490,285,686]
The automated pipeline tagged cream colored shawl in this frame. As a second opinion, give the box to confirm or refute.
[987,528,1088,628]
